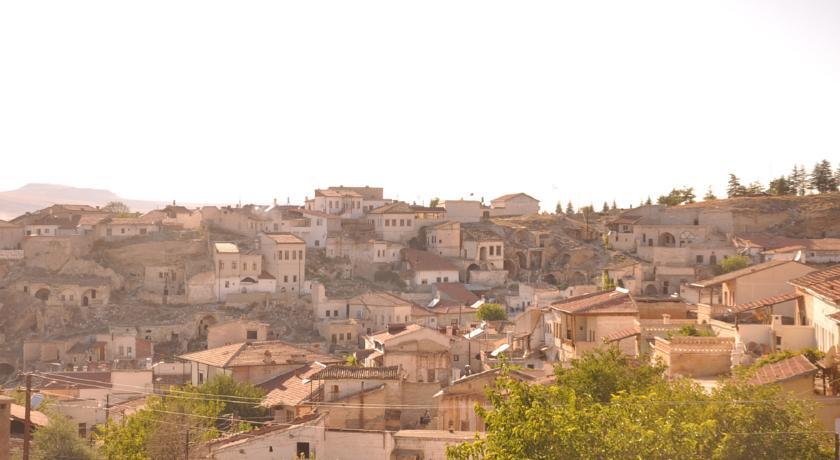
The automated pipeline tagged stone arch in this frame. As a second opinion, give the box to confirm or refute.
[466,263,480,283]
[197,314,218,338]
[644,284,659,296]
[35,288,51,302]
[658,232,676,247]
[516,252,527,270]
[81,289,97,307]
[543,274,558,285]
[503,259,517,278]
[557,253,571,267]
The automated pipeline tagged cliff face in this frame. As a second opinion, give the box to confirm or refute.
[682,193,840,238]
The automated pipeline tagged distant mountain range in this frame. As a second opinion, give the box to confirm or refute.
[0,183,199,220]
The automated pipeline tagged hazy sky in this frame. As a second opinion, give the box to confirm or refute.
[1,1,838,210]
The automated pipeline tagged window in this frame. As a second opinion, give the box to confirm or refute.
[453,354,459,362]
[331,385,339,393]
[496,245,501,254]
[385,219,390,227]
[219,261,224,270]
[246,330,258,340]
[427,369,435,382]
[253,262,257,271]
[399,219,405,227]
[292,251,297,260]
[120,228,126,234]
[293,275,298,282]
[285,250,290,259]
[421,279,428,285]
[284,275,288,283]
[339,333,344,340]
[334,309,338,317]
[444,277,449,282]
[296,442,311,459]
[23,286,28,294]
[436,277,442,283]
[78,423,87,438]
[696,255,704,264]
[127,346,132,356]
[225,281,230,288]
[326,310,331,317]
[489,246,494,256]
[347,332,351,340]
[299,250,303,259]
[231,262,237,270]
[407,219,412,226]
[139,228,147,235]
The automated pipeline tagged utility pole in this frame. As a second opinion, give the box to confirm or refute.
[22,373,31,460]
[184,426,190,460]
[105,394,110,423]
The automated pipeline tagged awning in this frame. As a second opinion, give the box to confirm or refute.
[490,343,510,357]
[730,292,802,314]
[603,325,641,343]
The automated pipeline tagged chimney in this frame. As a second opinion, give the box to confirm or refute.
[0,395,11,460]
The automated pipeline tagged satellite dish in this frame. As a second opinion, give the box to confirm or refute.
[30,393,45,410]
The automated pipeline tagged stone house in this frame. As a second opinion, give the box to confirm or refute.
[306,189,365,218]
[363,324,452,385]
[207,319,270,349]
[489,193,540,217]
[441,199,485,223]
[93,216,161,240]
[426,221,462,257]
[15,276,111,307]
[790,265,840,353]
[258,233,306,295]
[200,205,272,237]
[0,220,24,249]
[402,248,460,290]
[212,242,275,301]
[177,340,339,386]
[434,367,535,432]
[367,202,446,244]
[687,260,816,318]
[259,362,325,423]
[543,290,639,361]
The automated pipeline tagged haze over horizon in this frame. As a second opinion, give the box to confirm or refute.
[2,1,839,210]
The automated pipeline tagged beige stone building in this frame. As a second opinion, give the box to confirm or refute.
[0,220,24,249]
[364,324,452,385]
[212,242,275,300]
[178,340,339,386]
[426,221,462,257]
[94,216,161,240]
[441,199,486,223]
[259,233,306,294]
[489,193,540,217]
[207,319,270,348]
[402,248,460,289]
[791,265,840,353]
[367,202,445,244]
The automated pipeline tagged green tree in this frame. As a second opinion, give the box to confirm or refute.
[601,201,609,213]
[565,201,574,215]
[745,181,765,195]
[102,201,131,215]
[98,375,266,459]
[555,201,563,214]
[657,187,695,206]
[789,164,808,196]
[447,347,831,460]
[703,186,717,201]
[767,176,792,195]
[30,414,100,460]
[600,270,615,292]
[611,200,618,211]
[716,255,750,274]
[645,196,653,205]
[810,159,839,193]
[727,174,747,198]
[476,303,507,322]
[429,197,441,208]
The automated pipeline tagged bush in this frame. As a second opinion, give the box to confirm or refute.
[716,255,750,274]
[477,303,507,321]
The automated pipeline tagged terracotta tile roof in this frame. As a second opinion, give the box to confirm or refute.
[367,202,416,215]
[690,260,797,288]
[179,341,338,368]
[435,283,480,305]
[29,214,81,229]
[403,248,458,272]
[368,323,426,342]
[747,354,817,386]
[299,209,336,219]
[310,365,400,380]
[410,305,435,317]
[263,233,305,244]
[260,363,324,408]
[491,193,539,204]
[730,292,802,314]
[603,325,641,343]
[550,290,637,315]
[790,265,840,304]
[11,404,50,427]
